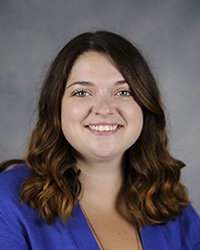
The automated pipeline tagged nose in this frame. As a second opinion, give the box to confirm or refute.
[93,97,114,116]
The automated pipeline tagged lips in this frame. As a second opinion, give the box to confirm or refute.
[85,123,123,134]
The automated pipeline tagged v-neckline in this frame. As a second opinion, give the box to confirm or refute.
[66,203,190,250]
[67,203,101,249]
[67,203,147,250]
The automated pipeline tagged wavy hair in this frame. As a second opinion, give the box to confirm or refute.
[0,31,189,226]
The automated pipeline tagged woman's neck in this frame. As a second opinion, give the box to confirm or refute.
[77,158,124,211]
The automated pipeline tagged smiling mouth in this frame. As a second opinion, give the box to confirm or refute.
[85,124,123,134]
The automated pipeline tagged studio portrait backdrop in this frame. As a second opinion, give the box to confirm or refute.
[0,0,199,212]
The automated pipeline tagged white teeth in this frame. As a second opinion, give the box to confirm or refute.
[89,125,118,132]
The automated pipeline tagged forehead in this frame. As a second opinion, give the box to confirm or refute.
[67,51,124,84]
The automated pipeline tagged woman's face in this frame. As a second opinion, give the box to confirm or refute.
[61,51,143,162]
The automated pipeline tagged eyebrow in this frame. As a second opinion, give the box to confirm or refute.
[66,80,128,89]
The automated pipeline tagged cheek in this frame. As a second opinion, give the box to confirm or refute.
[62,103,79,122]
[61,103,78,143]
[124,103,143,127]
[135,106,143,126]
[61,101,89,130]
[124,104,143,148]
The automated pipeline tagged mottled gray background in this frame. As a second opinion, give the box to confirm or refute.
[0,0,199,212]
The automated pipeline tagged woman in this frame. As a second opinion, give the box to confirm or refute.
[0,31,199,250]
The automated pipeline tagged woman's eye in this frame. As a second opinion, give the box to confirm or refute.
[116,90,132,96]
[72,90,90,97]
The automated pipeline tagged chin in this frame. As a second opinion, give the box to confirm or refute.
[89,149,124,161]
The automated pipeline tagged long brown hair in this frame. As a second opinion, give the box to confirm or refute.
[0,31,189,226]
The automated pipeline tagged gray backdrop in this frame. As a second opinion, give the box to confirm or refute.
[0,0,199,212]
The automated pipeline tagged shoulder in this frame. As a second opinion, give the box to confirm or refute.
[175,205,200,248]
[166,205,200,249]
[0,166,83,249]
[141,205,200,250]
[0,165,33,248]
[0,164,31,218]
[168,205,200,236]
[179,205,200,229]
[0,164,32,225]
[0,164,30,199]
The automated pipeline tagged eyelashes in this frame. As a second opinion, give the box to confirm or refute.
[71,89,91,97]
[116,90,132,96]
[71,89,132,98]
